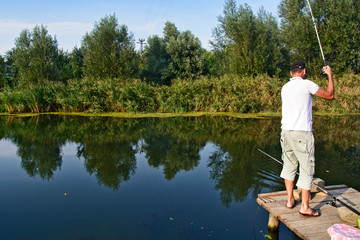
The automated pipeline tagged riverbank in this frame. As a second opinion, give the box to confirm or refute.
[1,112,359,119]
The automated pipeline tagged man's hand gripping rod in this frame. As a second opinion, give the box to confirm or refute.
[257,149,360,216]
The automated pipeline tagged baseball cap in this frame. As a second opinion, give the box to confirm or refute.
[291,61,306,70]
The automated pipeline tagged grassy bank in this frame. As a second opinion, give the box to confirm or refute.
[0,74,358,114]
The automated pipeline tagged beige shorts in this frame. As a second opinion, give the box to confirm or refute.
[280,130,315,190]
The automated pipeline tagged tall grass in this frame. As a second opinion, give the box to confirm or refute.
[0,73,358,114]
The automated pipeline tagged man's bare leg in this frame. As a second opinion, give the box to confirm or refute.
[285,179,296,208]
[300,189,319,216]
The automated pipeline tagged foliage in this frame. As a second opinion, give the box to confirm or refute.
[0,55,5,88]
[68,47,84,79]
[3,50,19,88]
[279,0,360,74]
[141,22,205,85]
[81,14,139,79]
[57,48,84,81]
[141,35,172,85]
[11,25,61,84]
[0,72,358,114]
[318,0,360,73]
[167,30,205,80]
[212,1,289,77]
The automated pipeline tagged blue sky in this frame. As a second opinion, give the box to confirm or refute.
[0,0,281,55]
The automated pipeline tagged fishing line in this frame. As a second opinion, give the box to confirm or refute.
[257,149,360,216]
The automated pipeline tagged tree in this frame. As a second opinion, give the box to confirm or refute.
[81,14,138,79]
[212,1,288,77]
[0,55,5,88]
[68,47,84,79]
[141,22,205,85]
[279,0,325,73]
[167,30,204,80]
[317,0,360,73]
[279,0,360,74]
[141,35,173,85]
[57,47,84,81]
[10,25,60,85]
[3,49,19,88]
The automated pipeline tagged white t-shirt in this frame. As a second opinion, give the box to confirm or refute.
[281,77,320,131]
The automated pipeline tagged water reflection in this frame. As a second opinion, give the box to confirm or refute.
[0,115,359,207]
[143,134,204,180]
[77,140,137,190]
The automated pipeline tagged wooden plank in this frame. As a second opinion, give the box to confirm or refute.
[303,232,331,240]
[258,190,287,198]
[256,185,360,240]
[293,223,332,240]
[281,214,340,240]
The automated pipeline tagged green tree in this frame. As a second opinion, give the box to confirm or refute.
[57,47,84,81]
[81,14,138,79]
[213,1,288,76]
[279,0,326,73]
[141,35,172,85]
[3,50,19,88]
[167,30,205,80]
[163,21,179,42]
[202,50,218,76]
[11,25,60,84]
[68,47,84,79]
[279,0,360,74]
[317,0,360,73]
[0,55,5,88]
[142,22,205,84]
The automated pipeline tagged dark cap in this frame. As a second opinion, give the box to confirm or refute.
[291,61,306,70]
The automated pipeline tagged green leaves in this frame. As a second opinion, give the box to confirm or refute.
[12,25,60,84]
[142,22,205,85]
[81,14,138,79]
[279,0,360,74]
[212,1,288,77]
[0,55,5,88]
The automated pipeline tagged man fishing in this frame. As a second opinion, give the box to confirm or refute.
[280,61,334,217]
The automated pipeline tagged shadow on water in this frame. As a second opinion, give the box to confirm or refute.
[0,115,359,239]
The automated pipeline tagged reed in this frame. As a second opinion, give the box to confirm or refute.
[0,73,358,114]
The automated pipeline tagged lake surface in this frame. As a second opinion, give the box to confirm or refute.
[0,115,359,240]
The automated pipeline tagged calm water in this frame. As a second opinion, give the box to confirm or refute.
[0,115,359,240]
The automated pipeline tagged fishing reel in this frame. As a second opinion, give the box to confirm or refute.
[319,65,328,76]
[327,196,338,207]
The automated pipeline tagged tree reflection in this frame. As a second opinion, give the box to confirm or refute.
[3,116,65,180]
[0,114,358,205]
[77,140,137,190]
[18,139,63,180]
[143,134,204,180]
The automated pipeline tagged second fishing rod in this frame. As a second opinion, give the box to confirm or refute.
[257,149,360,216]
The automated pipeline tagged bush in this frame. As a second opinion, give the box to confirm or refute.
[0,73,357,114]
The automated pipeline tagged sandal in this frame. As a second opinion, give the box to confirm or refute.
[299,209,321,217]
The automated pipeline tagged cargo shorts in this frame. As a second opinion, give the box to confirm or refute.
[280,130,315,190]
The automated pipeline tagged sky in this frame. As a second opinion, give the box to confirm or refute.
[0,0,282,56]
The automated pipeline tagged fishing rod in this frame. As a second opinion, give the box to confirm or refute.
[257,149,360,216]
[306,0,327,68]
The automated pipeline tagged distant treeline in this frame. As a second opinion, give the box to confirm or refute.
[0,0,359,113]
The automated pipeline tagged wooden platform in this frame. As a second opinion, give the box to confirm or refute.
[257,185,360,240]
